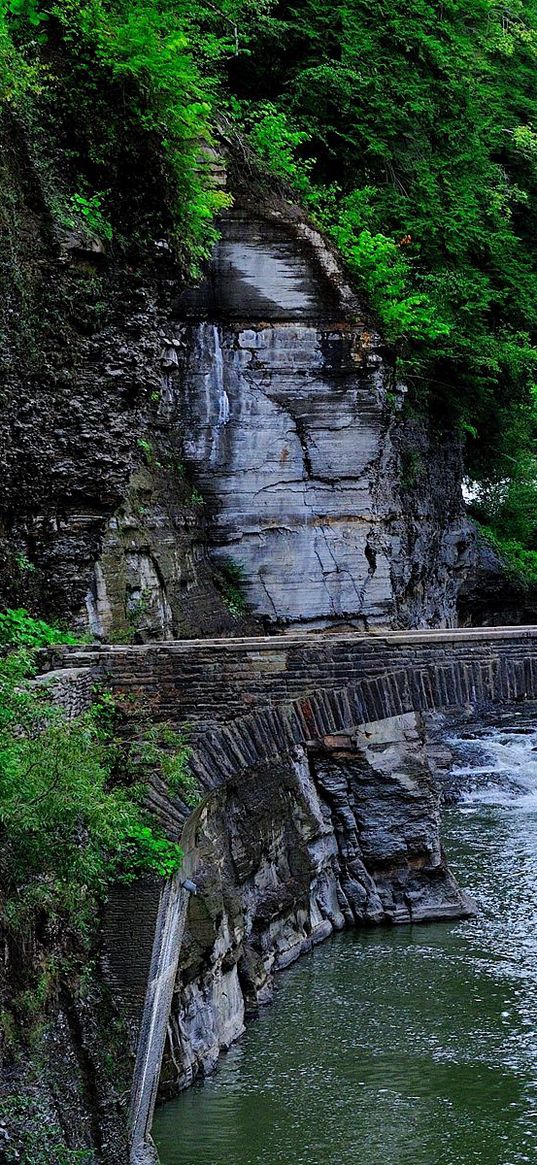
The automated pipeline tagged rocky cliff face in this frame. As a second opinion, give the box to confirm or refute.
[160,714,471,1092]
[2,126,475,636]
[2,123,481,1165]
[0,112,252,642]
[173,210,475,631]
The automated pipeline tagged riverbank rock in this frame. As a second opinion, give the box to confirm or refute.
[159,713,473,1092]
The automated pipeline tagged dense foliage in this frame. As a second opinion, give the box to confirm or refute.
[0,607,78,646]
[230,4,537,476]
[0,613,190,950]
[230,2,537,568]
[1,0,536,553]
[0,0,244,271]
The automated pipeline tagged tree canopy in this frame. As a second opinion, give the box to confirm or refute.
[2,0,537,549]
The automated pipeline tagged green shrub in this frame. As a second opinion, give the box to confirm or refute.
[0,620,187,941]
[190,485,204,506]
[477,524,537,588]
[217,557,247,618]
[66,191,113,243]
[1,0,235,272]
[0,608,77,647]
[245,102,313,196]
[118,712,197,806]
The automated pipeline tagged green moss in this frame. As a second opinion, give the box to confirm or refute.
[190,485,204,507]
[0,1092,96,1165]
[217,557,247,618]
[400,451,425,492]
[477,524,537,588]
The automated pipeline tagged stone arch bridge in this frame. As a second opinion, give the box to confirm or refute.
[43,626,537,1163]
[49,626,537,812]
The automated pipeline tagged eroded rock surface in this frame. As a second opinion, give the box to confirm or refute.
[2,167,476,636]
[175,211,475,630]
[458,535,537,626]
[161,714,471,1091]
[179,318,395,626]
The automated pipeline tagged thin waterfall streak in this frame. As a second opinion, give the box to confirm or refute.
[213,325,229,425]
[204,323,229,465]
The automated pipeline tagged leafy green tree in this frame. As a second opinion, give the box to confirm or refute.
[231,0,537,485]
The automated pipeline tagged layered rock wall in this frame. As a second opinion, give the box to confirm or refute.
[0,113,253,642]
[2,155,475,637]
[162,713,469,1092]
[174,211,474,630]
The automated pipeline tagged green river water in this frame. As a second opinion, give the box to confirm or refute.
[153,725,537,1165]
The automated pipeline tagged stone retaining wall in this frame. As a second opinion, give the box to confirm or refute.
[44,628,537,818]
[40,626,537,1137]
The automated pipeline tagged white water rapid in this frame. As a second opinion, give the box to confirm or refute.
[448,721,537,810]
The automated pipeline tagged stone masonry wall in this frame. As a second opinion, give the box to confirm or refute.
[39,628,537,1120]
[45,629,537,816]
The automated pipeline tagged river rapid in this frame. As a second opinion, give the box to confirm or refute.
[153,720,537,1165]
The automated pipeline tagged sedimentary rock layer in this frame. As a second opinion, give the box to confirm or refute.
[163,714,470,1091]
[175,211,474,630]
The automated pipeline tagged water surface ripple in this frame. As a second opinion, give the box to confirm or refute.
[153,724,537,1165]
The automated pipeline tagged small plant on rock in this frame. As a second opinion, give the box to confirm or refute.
[217,557,247,618]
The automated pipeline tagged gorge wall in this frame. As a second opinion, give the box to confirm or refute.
[161,210,475,631]
[43,627,537,1128]
[4,627,533,1163]
[1,141,476,637]
[0,110,246,643]
[160,713,469,1095]
[0,126,512,1165]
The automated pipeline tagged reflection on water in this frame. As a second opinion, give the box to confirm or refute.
[153,724,537,1165]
